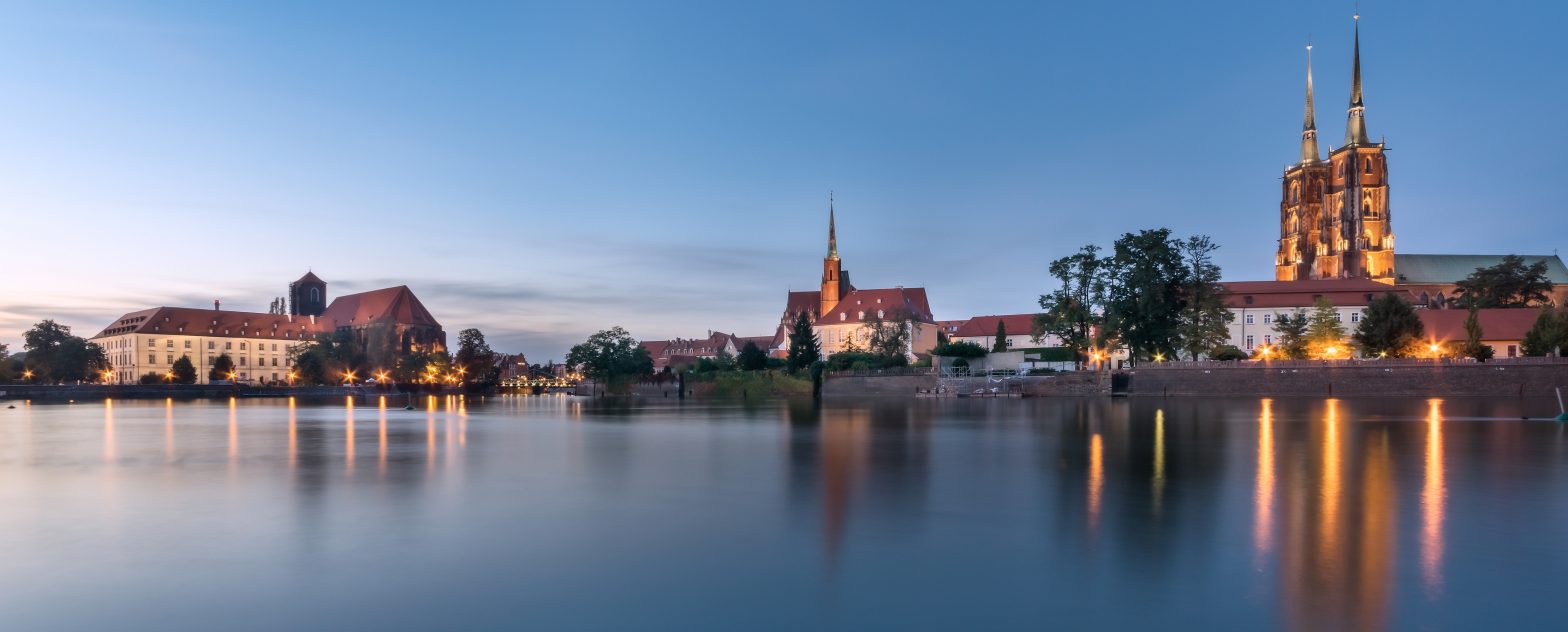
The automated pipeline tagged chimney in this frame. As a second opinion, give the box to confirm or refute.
[288,314,294,323]
[310,314,316,325]
[214,299,221,311]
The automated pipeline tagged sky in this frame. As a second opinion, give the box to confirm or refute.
[1,0,1565,362]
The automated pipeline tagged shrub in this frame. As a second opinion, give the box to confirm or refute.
[1210,345,1248,361]
[932,340,987,359]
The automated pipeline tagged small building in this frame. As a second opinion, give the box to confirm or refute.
[1417,308,1543,359]
[641,331,771,371]
[949,314,1055,351]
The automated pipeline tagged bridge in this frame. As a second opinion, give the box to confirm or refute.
[498,375,579,391]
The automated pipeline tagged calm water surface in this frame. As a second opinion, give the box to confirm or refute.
[1,395,1565,631]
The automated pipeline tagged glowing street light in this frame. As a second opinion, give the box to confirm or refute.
[287,371,297,386]
[102,370,114,383]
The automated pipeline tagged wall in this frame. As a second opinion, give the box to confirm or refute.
[1129,363,1568,397]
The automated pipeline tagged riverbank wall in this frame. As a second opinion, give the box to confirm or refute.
[1128,362,1568,398]
[0,385,436,401]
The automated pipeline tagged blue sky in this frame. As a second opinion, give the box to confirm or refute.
[2,0,1564,361]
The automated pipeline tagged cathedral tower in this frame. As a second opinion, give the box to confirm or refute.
[1277,15,1394,284]
[820,196,847,316]
[289,271,327,317]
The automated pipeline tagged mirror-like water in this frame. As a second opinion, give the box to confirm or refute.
[0,395,1563,631]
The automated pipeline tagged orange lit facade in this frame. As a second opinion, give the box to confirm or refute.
[1276,20,1395,284]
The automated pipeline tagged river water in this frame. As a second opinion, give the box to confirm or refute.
[0,395,1564,631]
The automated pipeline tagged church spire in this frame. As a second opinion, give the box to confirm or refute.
[1301,42,1320,164]
[1344,13,1371,146]
[827,192,839,260]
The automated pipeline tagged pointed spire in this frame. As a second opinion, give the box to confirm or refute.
[1344,13,1371,146]
[1300,42,1320,164]
[827,191,839,259]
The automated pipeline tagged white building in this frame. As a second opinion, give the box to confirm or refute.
[1220,279,1413,353]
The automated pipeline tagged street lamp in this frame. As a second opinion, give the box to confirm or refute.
[287,371,297,386]
[102,369,114,384]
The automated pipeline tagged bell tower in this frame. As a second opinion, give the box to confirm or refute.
[820,196,847,317]
[288,270,328,317]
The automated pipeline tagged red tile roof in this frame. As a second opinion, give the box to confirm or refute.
[319,286,441,329]
[817,287,934,324]
[1219,279,1413,309]
[952,314,1039,338]
[1418,308,1544,343]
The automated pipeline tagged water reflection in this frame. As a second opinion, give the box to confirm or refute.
[0,395,1561,630]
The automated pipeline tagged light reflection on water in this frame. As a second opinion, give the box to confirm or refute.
[0,395,1564,631]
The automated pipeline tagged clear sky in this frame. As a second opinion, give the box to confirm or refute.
[2,0,1564,362]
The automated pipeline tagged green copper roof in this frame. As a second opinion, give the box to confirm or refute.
[1394,254,1568,284]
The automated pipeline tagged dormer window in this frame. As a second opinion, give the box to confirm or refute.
[858,311,865,320]
[839,313,846,322]
[877,310,884,318]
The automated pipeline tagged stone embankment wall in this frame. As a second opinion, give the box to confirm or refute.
[1,384,408,401]
[1129,363,1568,397]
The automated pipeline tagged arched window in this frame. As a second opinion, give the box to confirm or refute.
[310,287,321,303]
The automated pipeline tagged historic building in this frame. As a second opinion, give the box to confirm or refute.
[773,201,938,360]
[1219,278,1414,354]
[91,272,446,384]
[1276,16,1394,283]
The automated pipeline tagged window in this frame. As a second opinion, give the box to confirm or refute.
[208,341,215,350]
[272,344,278,351]
[148,354,156,364]
[148,339,156,347]
[1334,313,1342,322]
[185,340,191,348]
[240,342,247,350]
[271,358,278,367]
[166,340,173,348]
[1264,335,1273,345]
[1245,335,1255,349]
[1245,314,1254,325]
[839,313,846,322]
[877,310,884,318]
[858,311,865,320]
[1350,312,1360,323]
[225,342,232,349]
[1263,314,1272,324]
[239,357,247,366]
[1507,345,1518,358]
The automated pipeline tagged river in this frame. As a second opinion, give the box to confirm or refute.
[0,395,1563,630]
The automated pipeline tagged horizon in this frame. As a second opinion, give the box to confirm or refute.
[3,1,1565,362]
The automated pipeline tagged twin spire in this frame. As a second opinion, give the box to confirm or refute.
[1298,13,1372,164]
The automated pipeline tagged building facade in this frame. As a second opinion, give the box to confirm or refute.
[91,272,446,384]
[1276,17,1395,284]
[1220,279,1413,354]
[949,314,1059,351]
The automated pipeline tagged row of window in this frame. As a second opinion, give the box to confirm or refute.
[143,354,291,367]
[1243,311,1360,325]
[145,338,291,352]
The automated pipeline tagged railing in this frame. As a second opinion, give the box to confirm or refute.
[1139,356,1568,370]
[827,367,937,377]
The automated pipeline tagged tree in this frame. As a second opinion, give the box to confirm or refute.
[932,340,987,359]
[862,310,916,362]
[935,329,949,347]
[992,320,1009,353]
[1459,307,1494,361]
[1273,310,1310,359]
[1521,307,1568,357]
[1352,292,1425,358]
[565,326,654,389]
[453,328,500,389]
[1176,235,1233,360]
[1103,229,1188,363]
[293,348,328,385]
[1454,255,1554,308]
[737,342,768,371]
[1035,244,1108,370]
[171,356,198,384]
[1210,345,1248,361]
[1304,298,1349,358]
[22,320,109,383]
[786,311,821,371]
[209,353,236,381]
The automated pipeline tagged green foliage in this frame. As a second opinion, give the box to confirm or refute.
[289,330,368,384]
[932,340,987,358]
[1176,235,1233,359]
[1209,345,1248,361]
[1272,310,1310,359]
[1036,245,1107,369]
[1305,298,1349,357]
[1104,228,1188,363]
[862,310,917,361]
[22,320,110,383]
[392,350,451,384]
[1521,307,1568,357]
[737,342,768,371]
[1030,347,1075,362]
[709,371,813,398]
[171,356,197,384]
[566,326,654,388]
[951,358,970,369]
[825,351,889,371]
[992,320,1008,353]
[1352,292,1425,358]
[936,330,949,346]
[209,353,236,381]
[786,311,821,372]
[1454,255,1554,308]
[454,328,500,390]
[1459,307,1494,361]
[293,348,328,385]
[138,372,164,385]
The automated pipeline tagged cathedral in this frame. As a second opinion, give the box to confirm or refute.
[1275,16,1395,283]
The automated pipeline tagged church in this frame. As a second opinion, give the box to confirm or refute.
[771,200,939,360]
[1272,15,1567,306]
